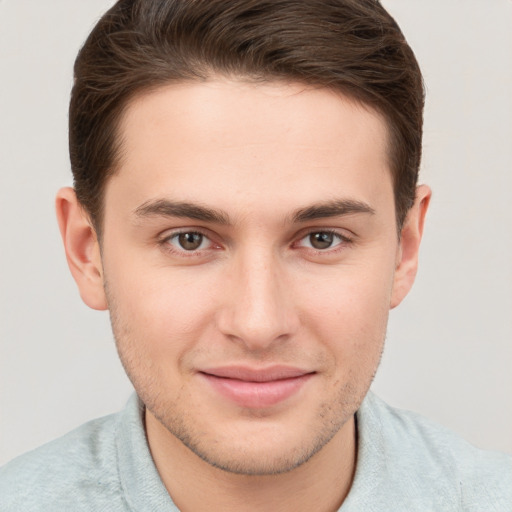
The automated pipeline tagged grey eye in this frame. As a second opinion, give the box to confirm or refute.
[177,232,204,250]
[309,232,335,249]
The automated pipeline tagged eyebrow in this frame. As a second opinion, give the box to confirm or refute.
[133,197,375,225]
[291,199,375,223]
[133,199,230,225]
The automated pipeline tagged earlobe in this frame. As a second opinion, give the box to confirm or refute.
[390,184,431,309]
[55,187,108,311]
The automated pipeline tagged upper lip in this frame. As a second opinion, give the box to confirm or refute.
[200,365,313,382]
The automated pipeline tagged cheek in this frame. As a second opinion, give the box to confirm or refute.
[296,261,394,358]
[104,254,220,356]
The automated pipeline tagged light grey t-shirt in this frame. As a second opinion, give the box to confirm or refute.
[1,392,511,511]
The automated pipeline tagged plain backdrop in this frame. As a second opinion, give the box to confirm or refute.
[1,0,511,465]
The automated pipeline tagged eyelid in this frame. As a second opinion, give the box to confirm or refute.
[293,228,354,252]
[158,227,221,256]
[156,226,354,257]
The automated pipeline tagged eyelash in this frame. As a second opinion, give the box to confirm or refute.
[158,228,353,257]
[294,229,353,254]
[159,229,218,258]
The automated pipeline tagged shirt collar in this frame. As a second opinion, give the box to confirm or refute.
[115,394,179,512]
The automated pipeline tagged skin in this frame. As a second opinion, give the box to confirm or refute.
[56,79,430,511]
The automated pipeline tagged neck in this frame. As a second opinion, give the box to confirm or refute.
[145,411,357,512]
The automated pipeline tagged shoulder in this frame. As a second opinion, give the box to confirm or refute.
[350,393,512,511]
[0,411,126,512]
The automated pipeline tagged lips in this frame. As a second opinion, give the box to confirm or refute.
[199,366,314,408]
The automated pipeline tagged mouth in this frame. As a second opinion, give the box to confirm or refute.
[198,366,315,408]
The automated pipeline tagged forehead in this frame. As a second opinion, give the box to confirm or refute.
[108,79,393,220]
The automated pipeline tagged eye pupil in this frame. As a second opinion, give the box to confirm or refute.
[310,232,334,249]
[178,232,203,250]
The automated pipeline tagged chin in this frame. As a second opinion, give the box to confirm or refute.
[157,407,348,477]
[180,436,325,476]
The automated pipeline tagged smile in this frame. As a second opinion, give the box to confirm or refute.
[198,366,315,408]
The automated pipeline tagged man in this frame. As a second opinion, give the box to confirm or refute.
[0,0,510,510]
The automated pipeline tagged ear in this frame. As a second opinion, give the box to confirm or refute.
[390,184,431,309]
[55,187,107,311]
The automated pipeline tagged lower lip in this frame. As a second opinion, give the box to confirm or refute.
[200,373,313,408]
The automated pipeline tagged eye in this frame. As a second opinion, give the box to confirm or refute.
[297,231,346,250]
[167,231,212,251]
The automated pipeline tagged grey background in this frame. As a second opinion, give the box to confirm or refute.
[1,0,511,465]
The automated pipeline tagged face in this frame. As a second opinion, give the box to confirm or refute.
[89,80,411,475]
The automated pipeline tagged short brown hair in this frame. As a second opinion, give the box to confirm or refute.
[70,0,424,233]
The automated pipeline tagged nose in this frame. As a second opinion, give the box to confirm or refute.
[216,249,299,351]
